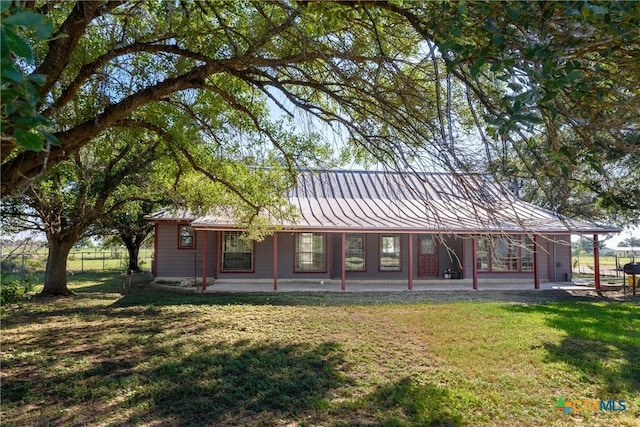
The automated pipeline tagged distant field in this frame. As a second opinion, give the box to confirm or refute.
[1,273,638,426]
[574,255,635,276]
[1,248,153,274]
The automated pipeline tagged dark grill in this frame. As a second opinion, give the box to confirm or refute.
[623,262,639,295]
[623,262,640,275]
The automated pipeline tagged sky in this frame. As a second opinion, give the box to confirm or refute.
[585,225,640,248]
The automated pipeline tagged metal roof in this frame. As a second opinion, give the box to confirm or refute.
[145,208,197,222]
[172,170,619,234]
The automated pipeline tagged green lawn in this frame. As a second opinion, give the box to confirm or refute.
[1,273,638,426]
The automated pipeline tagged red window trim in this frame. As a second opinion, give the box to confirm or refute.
[346,233,367,272]
[177,224,196,250]
[378,234,402,272]
[477,235,535,273]
[293,232,327,273]
[220,231,255,273]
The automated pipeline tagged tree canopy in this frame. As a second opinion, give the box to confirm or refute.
[2,1,639,227]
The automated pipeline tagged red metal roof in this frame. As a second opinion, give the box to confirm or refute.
[165,170,619,234]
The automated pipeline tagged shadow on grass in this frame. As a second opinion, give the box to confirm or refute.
[67,271,139,294]
[506,302,640,394]
[333,376,463,427]
[4,341,349,426]
[114,287,632,309]
[2,301,350,426]
[3,333,464,426]
[124,340,348,425]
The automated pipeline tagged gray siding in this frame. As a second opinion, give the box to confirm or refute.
[546,235,572,281]
[328,233,411,280]
[154,225,573,283]
[154,222,203,278]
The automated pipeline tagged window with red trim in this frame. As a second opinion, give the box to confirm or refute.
[295,233,325,272]
[346,233,366,271]
[178,225,195,249]
[222,231,253,272]
[380,235,400,271]
[477,236,534,272]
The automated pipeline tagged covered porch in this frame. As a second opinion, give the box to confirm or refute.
[192,230,609,292]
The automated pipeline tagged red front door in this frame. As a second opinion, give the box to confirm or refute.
[418,235,438,277]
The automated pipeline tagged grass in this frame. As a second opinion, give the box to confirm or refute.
[1,273,639,426]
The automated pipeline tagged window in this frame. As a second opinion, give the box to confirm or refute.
[295,233,325,272]
[179,225,195,249]
[477,237,489,271]
[521,236,534,271]
[222,231,253,272]
[476,236,534,272]
[346,233,366,271]
[380,235,401,271]
[491,238,518,271]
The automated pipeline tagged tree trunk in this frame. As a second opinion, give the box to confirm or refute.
[123,239,141,272]
[41,238,76,296]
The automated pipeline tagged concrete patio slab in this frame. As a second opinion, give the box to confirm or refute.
[194,279,598,293]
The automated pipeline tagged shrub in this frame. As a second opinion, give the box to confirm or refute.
[1,274,35,307]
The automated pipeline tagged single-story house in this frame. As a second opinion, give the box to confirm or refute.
[146,170,620,290]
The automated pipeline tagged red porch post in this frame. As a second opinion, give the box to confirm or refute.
[152,223,158,277]
[593,234,601,291]
[341,232,346,291]
[472,236,478,290]
[201,230,208,291]
[533,234,540,289]
[408,234,413,290]
[273,232,278,291]
[213,231,218,280]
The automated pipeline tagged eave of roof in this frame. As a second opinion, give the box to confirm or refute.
[144,208,197,222]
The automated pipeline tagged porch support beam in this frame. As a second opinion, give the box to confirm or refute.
[273,232,278,291]
[201,231,208,291]
[152,223,158,277]
[408,233,413,290]
[213,231,218,280]
[593,234,601,291]
[341,232,346,291]
[533,234,540,290]
[472,236,478,290]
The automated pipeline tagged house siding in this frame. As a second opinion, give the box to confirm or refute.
[547,235,572,281]
[155,222,202,279]
[154,222,574,284]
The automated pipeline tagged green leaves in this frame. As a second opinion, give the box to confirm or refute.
[1,3,58,152]
[14,128,44,150]
[2,10,44,27]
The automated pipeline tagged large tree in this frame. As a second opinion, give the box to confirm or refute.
[377,1,640,225]
[1,1,424,194]
[2,1,638,227]
[1,128,168,294]
[95,201,158,273]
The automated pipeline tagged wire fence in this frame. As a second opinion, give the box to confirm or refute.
[0,249,153,276]
[572,254,636,280]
